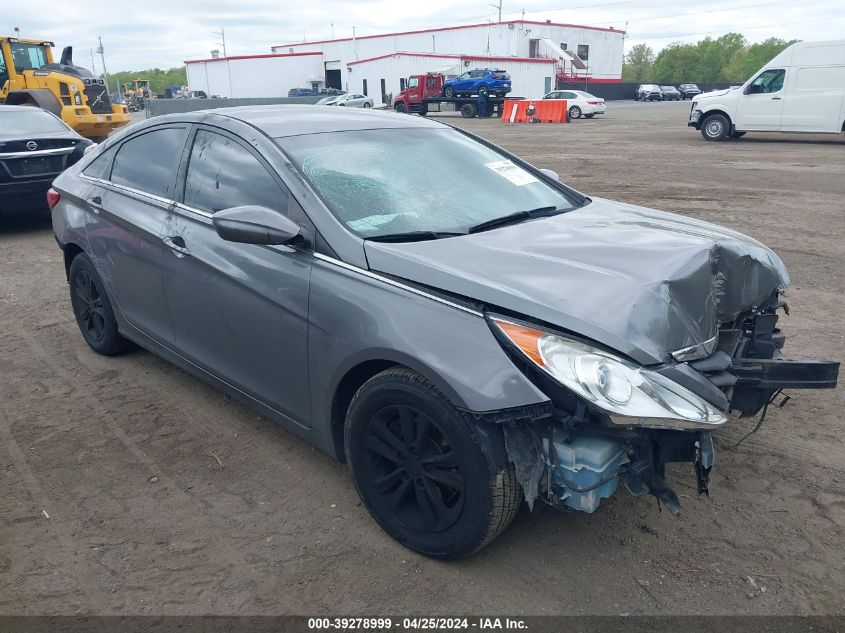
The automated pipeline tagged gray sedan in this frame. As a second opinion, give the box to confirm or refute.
[327,93,373,108]
[50,106,838,559]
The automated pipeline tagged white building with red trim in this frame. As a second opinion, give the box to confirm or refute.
[185,20,624,105]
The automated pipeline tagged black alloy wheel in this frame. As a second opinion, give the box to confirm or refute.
[68,253,132,355]
[361,404,465,533]
[73,267,106,344]
[345,368,522,559]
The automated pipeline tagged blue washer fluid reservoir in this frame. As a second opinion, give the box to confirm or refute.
[543,431,629,513]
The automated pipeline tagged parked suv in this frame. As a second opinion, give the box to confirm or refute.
[679,83,702,99]
[635,84,663,101]
[442,69,511,98]
[660,85,682,101]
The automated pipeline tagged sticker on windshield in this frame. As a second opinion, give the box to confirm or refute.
[485,160,538,186]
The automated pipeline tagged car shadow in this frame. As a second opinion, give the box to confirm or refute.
[0,213,53,235]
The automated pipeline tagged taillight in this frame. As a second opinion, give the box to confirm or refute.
[46,188,61,210]
[587,100,603,105]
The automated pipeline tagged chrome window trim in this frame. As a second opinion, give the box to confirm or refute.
[313,253,483,317]
[0,147,75,159]
[174,201,214,219]
[79,173,174,207]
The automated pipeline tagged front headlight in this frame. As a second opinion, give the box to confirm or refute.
[493,318,726,429]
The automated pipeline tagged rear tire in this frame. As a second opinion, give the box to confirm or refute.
[478,85,489,97]
[569,105,582,119]
[443,86,455,98]
[68,253,133,356]
[363,102,372,108]
[701,114,730,141]
[460,103,477,118]
[584,113,595,119]
[345,367,522,560]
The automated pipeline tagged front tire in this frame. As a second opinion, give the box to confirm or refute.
[345,368,522,560]
[394,102,407,113]
[569,105,582,119]
[701,113,730,141]
[68,253,132,356]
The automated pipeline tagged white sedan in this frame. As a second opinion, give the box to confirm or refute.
[542,90,606,119]
[322,93,374,108]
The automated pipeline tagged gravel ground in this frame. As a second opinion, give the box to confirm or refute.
[1,100,843,616]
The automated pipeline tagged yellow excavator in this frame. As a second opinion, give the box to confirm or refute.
[0,35,131,141]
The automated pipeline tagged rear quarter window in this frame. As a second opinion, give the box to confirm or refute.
[82,147,117,180]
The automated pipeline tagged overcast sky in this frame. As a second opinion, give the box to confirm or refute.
[6,0,844,72]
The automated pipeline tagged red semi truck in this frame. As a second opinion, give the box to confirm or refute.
[392,73,506,118]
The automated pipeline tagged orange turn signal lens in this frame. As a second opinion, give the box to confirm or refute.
[493,319,546,367]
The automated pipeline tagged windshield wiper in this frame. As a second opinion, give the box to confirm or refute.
[366,230,466,243]
[466,206,564,234]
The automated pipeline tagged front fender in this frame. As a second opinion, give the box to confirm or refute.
[307,258,551,450]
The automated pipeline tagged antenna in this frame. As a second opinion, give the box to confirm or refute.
[213,27,227,58]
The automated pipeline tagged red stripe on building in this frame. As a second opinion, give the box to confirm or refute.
[184,52,323,65]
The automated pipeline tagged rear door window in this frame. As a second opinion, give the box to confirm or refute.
[183,129,289,214]
[110,127,188,198]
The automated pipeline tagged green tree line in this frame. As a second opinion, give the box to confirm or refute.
[104,67,187,95]
[622,34,798,84]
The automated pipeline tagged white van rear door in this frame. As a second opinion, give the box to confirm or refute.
[736,69,786,130]
[781,65,845,132]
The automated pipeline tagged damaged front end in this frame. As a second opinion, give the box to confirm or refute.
[490,298,839,516]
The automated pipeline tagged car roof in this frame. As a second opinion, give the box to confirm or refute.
[147,105,445,137]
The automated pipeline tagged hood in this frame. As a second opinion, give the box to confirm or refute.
[364,198,789,365]
[697,87,739,100]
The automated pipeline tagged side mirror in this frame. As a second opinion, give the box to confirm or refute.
[745,83,762,95]
[540,168,560,181]
[212,205,301,245]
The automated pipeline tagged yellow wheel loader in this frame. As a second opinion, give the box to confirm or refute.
[0,36,131,141]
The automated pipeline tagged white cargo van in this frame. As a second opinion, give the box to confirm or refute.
[689,40,845,141]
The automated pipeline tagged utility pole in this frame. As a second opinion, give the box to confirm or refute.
[490,0,502,22]
[96,36,114,95]
[214,27,232,97]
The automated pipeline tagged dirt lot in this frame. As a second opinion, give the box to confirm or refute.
[1,101,843,616]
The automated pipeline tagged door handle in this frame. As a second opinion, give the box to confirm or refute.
[163,235,191,256]
[771,96,782,100]
[88,195,103,214]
